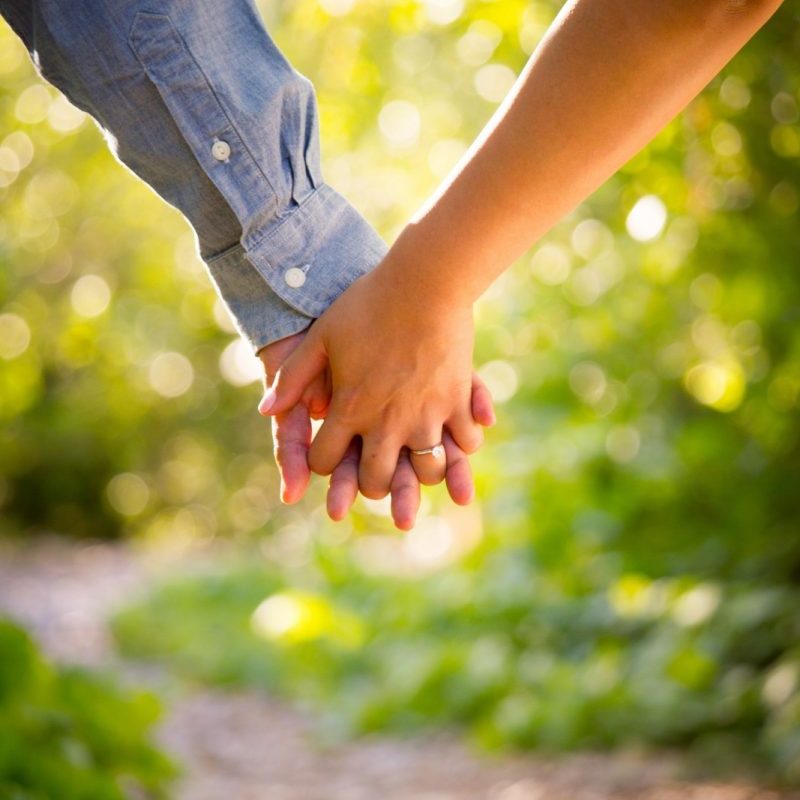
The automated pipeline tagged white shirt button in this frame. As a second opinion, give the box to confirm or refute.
[211,140,231,161]
[284,267,307,288]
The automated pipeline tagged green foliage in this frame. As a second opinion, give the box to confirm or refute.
[112,552,800,783]
[0,619,174,799]
[2,0,800,786]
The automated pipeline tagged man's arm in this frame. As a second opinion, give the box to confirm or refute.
[1,0,387,351]
[1,0,494,525]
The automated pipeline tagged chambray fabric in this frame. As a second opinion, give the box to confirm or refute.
[1,0,388,350]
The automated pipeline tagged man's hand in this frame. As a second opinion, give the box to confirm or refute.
[259,331,324,505]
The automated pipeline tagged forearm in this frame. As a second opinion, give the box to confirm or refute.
[1,0,386,351]
[381,0,783,306]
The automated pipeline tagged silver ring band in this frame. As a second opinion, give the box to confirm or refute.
[409,443,445,458]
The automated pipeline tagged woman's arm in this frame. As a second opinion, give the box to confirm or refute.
[385,0,784,306]
[263,0,784,499]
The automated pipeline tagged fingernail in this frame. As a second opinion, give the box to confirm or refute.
[258,388,276,415]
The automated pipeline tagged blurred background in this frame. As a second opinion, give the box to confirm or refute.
[1,0,799,797]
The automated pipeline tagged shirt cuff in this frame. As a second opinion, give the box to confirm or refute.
[205,183,388,351]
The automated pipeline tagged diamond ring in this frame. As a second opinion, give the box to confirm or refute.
[410,443,445,459]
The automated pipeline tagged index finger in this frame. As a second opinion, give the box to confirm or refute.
[272,403,313,504]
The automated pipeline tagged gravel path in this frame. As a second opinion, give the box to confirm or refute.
[0,537,797,800]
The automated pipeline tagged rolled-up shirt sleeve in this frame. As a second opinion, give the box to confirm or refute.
[1,0,388,350]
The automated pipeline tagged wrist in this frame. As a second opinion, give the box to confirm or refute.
[372,223,478,316]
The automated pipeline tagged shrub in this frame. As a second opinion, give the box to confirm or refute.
[0,619,174,800]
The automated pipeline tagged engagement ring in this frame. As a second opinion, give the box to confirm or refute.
[410,444,445,459]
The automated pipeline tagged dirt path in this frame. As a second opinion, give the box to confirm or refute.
[0,537,796,800]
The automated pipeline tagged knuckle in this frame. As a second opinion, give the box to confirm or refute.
[448,472,468,491]
[328,472,354,491]
[334,387,365,423]
[408,428,441,452]
[273,440,304,466]
[392,477,418,496]
[446,449,466,469]
[363,421,399,454]
[366,430,394,452]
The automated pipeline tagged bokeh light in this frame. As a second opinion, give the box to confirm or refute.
[379,100,422,149]
[70,274,111,318]
[106,473,150,517]
[474,63,517,103]
[684,360,745,412]
[219,338,262,386]
[625,195,667,242]
[0,313,31,359]
[149,352,195,398]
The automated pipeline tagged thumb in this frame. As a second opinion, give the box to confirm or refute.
[258,327,327,416]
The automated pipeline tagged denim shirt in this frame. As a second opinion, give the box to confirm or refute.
[1,0,389,350]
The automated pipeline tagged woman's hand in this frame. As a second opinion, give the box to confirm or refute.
[258,327,494,526]
[259,267,491,500]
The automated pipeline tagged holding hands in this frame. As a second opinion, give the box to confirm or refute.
[258,247,495,529]
[257,0,782,528]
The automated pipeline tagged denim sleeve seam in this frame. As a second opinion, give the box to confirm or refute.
[127,10,277,201]
[244,179,327,257]
[205,240,244,265]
